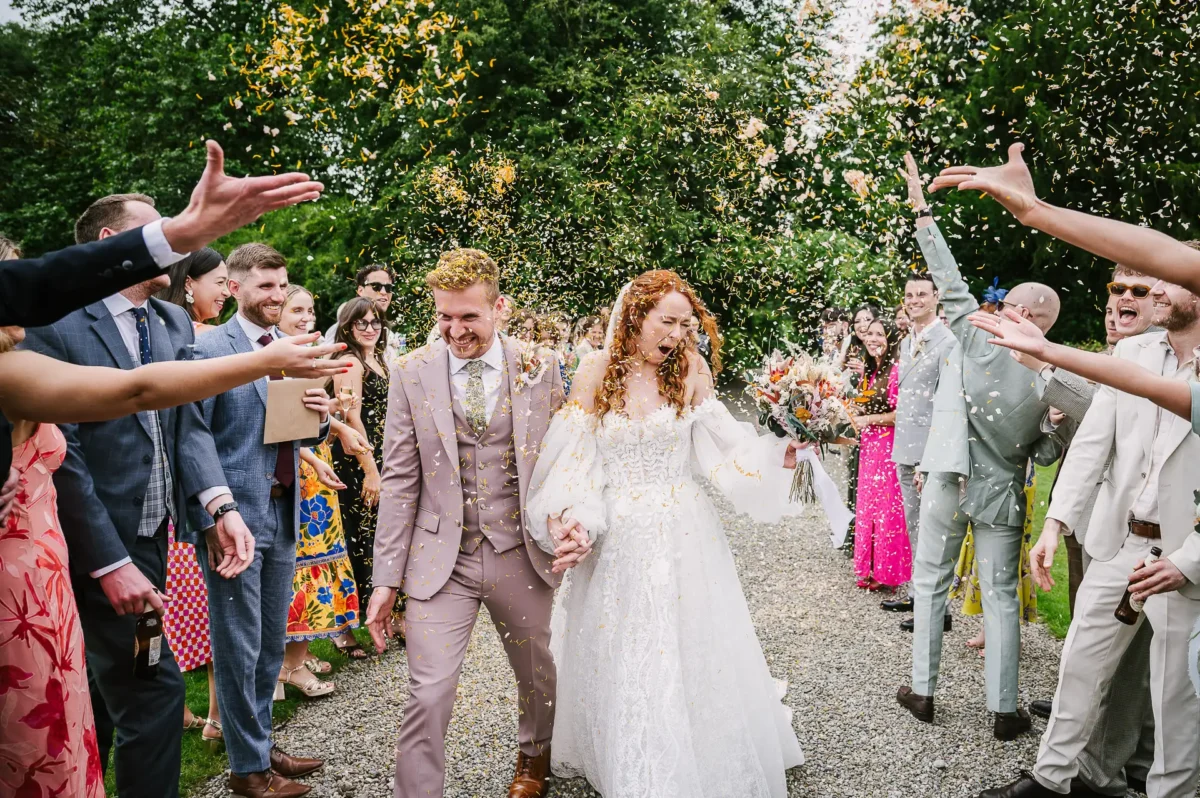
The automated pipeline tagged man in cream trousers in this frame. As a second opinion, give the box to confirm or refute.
[980,278,1200,798]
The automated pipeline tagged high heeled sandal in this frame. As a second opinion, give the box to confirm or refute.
[201,718,224,754]
[275,664,335,701]
[303,657,332,675]
[183,711,206,731]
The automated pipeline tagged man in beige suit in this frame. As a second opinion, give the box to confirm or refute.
[979,278,1200,798]
[366,249,567,798]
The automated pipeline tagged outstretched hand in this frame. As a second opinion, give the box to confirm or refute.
[929,142,1039,223]
[162,140,325,254]
[897,152,929,211]
[968,308,1049,359]
[262,334,352,378]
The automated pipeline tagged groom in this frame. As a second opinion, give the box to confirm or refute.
[367,249,568,798]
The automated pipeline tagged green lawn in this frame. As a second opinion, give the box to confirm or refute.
[103,628,375,796]
[1032,463,1072,640]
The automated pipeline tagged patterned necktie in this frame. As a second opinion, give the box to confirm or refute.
[258,332,296,488]
[132,307,152,366]
[464,359,488,437]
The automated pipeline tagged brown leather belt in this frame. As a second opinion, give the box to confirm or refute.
[270,485,287,499]
[1129,519,1162,539]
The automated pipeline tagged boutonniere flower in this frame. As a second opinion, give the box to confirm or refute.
[912,337,926,356]
[514,343,552,392]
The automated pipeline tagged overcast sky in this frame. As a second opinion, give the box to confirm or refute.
[0,1,21,22]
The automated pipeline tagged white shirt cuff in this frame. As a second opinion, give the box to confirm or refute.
[142,217,189,268]
[90,557,131,579]
[197,486,233,516]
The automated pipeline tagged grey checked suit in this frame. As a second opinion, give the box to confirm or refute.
[21,298,226,798]
[908,222,1071,714]
[186,316,329,777]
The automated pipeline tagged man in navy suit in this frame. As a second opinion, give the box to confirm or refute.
[188,242,331,798]
[22,192,250,798]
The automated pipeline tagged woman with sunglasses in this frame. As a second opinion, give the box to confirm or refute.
[332,297,402,652]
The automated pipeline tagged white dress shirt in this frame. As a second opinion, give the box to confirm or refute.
[1130,339,1194,523]
[140,217,188,268]
[904,317,942,359]
[448,334,505,420]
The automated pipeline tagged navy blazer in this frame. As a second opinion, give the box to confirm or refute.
[21,298,227,575]
[185,317,329,541]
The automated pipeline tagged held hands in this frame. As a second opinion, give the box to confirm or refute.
[366,587,399,653]
[913,470,925,494]
[549,515,593,574]
[98,562,166,617]
[929,142,1040,224]
[263,334,352,378]
[161,140,325,254]
[205,511,255,579]
[968,308,1050,360]
[1129,556,1188,603]
[1047,407,1067,427]
[1029,518,1063,592]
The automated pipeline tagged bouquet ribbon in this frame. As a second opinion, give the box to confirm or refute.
[793,447,854,548]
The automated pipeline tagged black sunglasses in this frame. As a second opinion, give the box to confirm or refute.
[363,281,394,293]
[352,319,384,331]
[1107,281,1151,298]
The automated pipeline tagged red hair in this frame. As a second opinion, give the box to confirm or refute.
[595,270,723,418]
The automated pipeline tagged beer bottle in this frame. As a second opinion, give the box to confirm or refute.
[1115,546,1163,625]
[134,610,163,680]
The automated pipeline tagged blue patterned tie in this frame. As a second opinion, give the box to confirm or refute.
[132,307,152,366]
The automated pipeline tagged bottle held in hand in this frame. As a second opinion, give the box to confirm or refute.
[1114,546,1162,625]
[134,610,163,680]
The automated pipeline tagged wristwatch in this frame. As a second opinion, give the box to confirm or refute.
[212,501,239,521]
[916,207,933,218]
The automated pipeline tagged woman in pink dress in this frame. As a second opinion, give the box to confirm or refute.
[0,421,104,797]
[851,318,911,590]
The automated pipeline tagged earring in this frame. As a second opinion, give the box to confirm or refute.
[185,288,195,304]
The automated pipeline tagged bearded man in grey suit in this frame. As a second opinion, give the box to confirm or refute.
[882,271,957,623]
[893,154,1072,740]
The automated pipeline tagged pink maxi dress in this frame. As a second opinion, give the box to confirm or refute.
[853,364,912,587]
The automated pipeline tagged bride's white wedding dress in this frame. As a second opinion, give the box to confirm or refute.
[526,397,807,798]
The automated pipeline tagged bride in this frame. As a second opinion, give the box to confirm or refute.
[526,270,808,798]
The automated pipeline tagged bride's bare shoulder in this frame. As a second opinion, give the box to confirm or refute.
[685,350,714,405]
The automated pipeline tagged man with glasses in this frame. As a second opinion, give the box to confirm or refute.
[998,266,1158,796]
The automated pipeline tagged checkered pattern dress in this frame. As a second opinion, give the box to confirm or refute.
[163,527,213,672]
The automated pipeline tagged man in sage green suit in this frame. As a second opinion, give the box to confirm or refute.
[894,157,1073,739]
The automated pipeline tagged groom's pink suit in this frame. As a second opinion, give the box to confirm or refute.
[374,334,564,798]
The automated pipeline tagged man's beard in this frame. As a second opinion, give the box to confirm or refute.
[243,301,280,329]
[1160,301,1200,332]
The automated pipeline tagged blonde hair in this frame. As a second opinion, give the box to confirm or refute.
[424,248,500,302]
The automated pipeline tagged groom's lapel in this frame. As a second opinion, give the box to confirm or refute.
[418,342,460,474]
[504,335,531,477]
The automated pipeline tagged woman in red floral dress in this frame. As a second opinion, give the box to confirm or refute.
[0,422,103,797]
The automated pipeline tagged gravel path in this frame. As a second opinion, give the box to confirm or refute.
[194,450,1072,798]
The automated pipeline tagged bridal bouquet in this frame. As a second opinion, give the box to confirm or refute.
[745,350,857,504]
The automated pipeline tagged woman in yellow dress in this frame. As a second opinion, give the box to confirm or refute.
[950,461,1039,653]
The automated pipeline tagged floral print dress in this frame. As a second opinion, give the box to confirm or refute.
[287,442,360,640]
[0,425,103,797]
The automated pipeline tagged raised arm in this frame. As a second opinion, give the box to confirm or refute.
[970,309,1191,420]
[931,143,1200,295]
[900,153,979,338]
[2,335,348,423]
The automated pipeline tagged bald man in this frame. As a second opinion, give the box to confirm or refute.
[894,158,1073,741]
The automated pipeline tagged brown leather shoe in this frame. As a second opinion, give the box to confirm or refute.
[227,770,311,797]
[897,685,934,723]
[508,748,551,798]
[270,747,324,779]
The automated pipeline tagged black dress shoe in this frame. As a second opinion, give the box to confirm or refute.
[899,615,952,633]
[881,598,914,613]
[994,708,1032,741]
[896,685,934,723]
[1029,699,1052,720]
[979,772,1056,798]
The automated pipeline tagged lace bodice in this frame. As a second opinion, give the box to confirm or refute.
[593,404,696,493]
